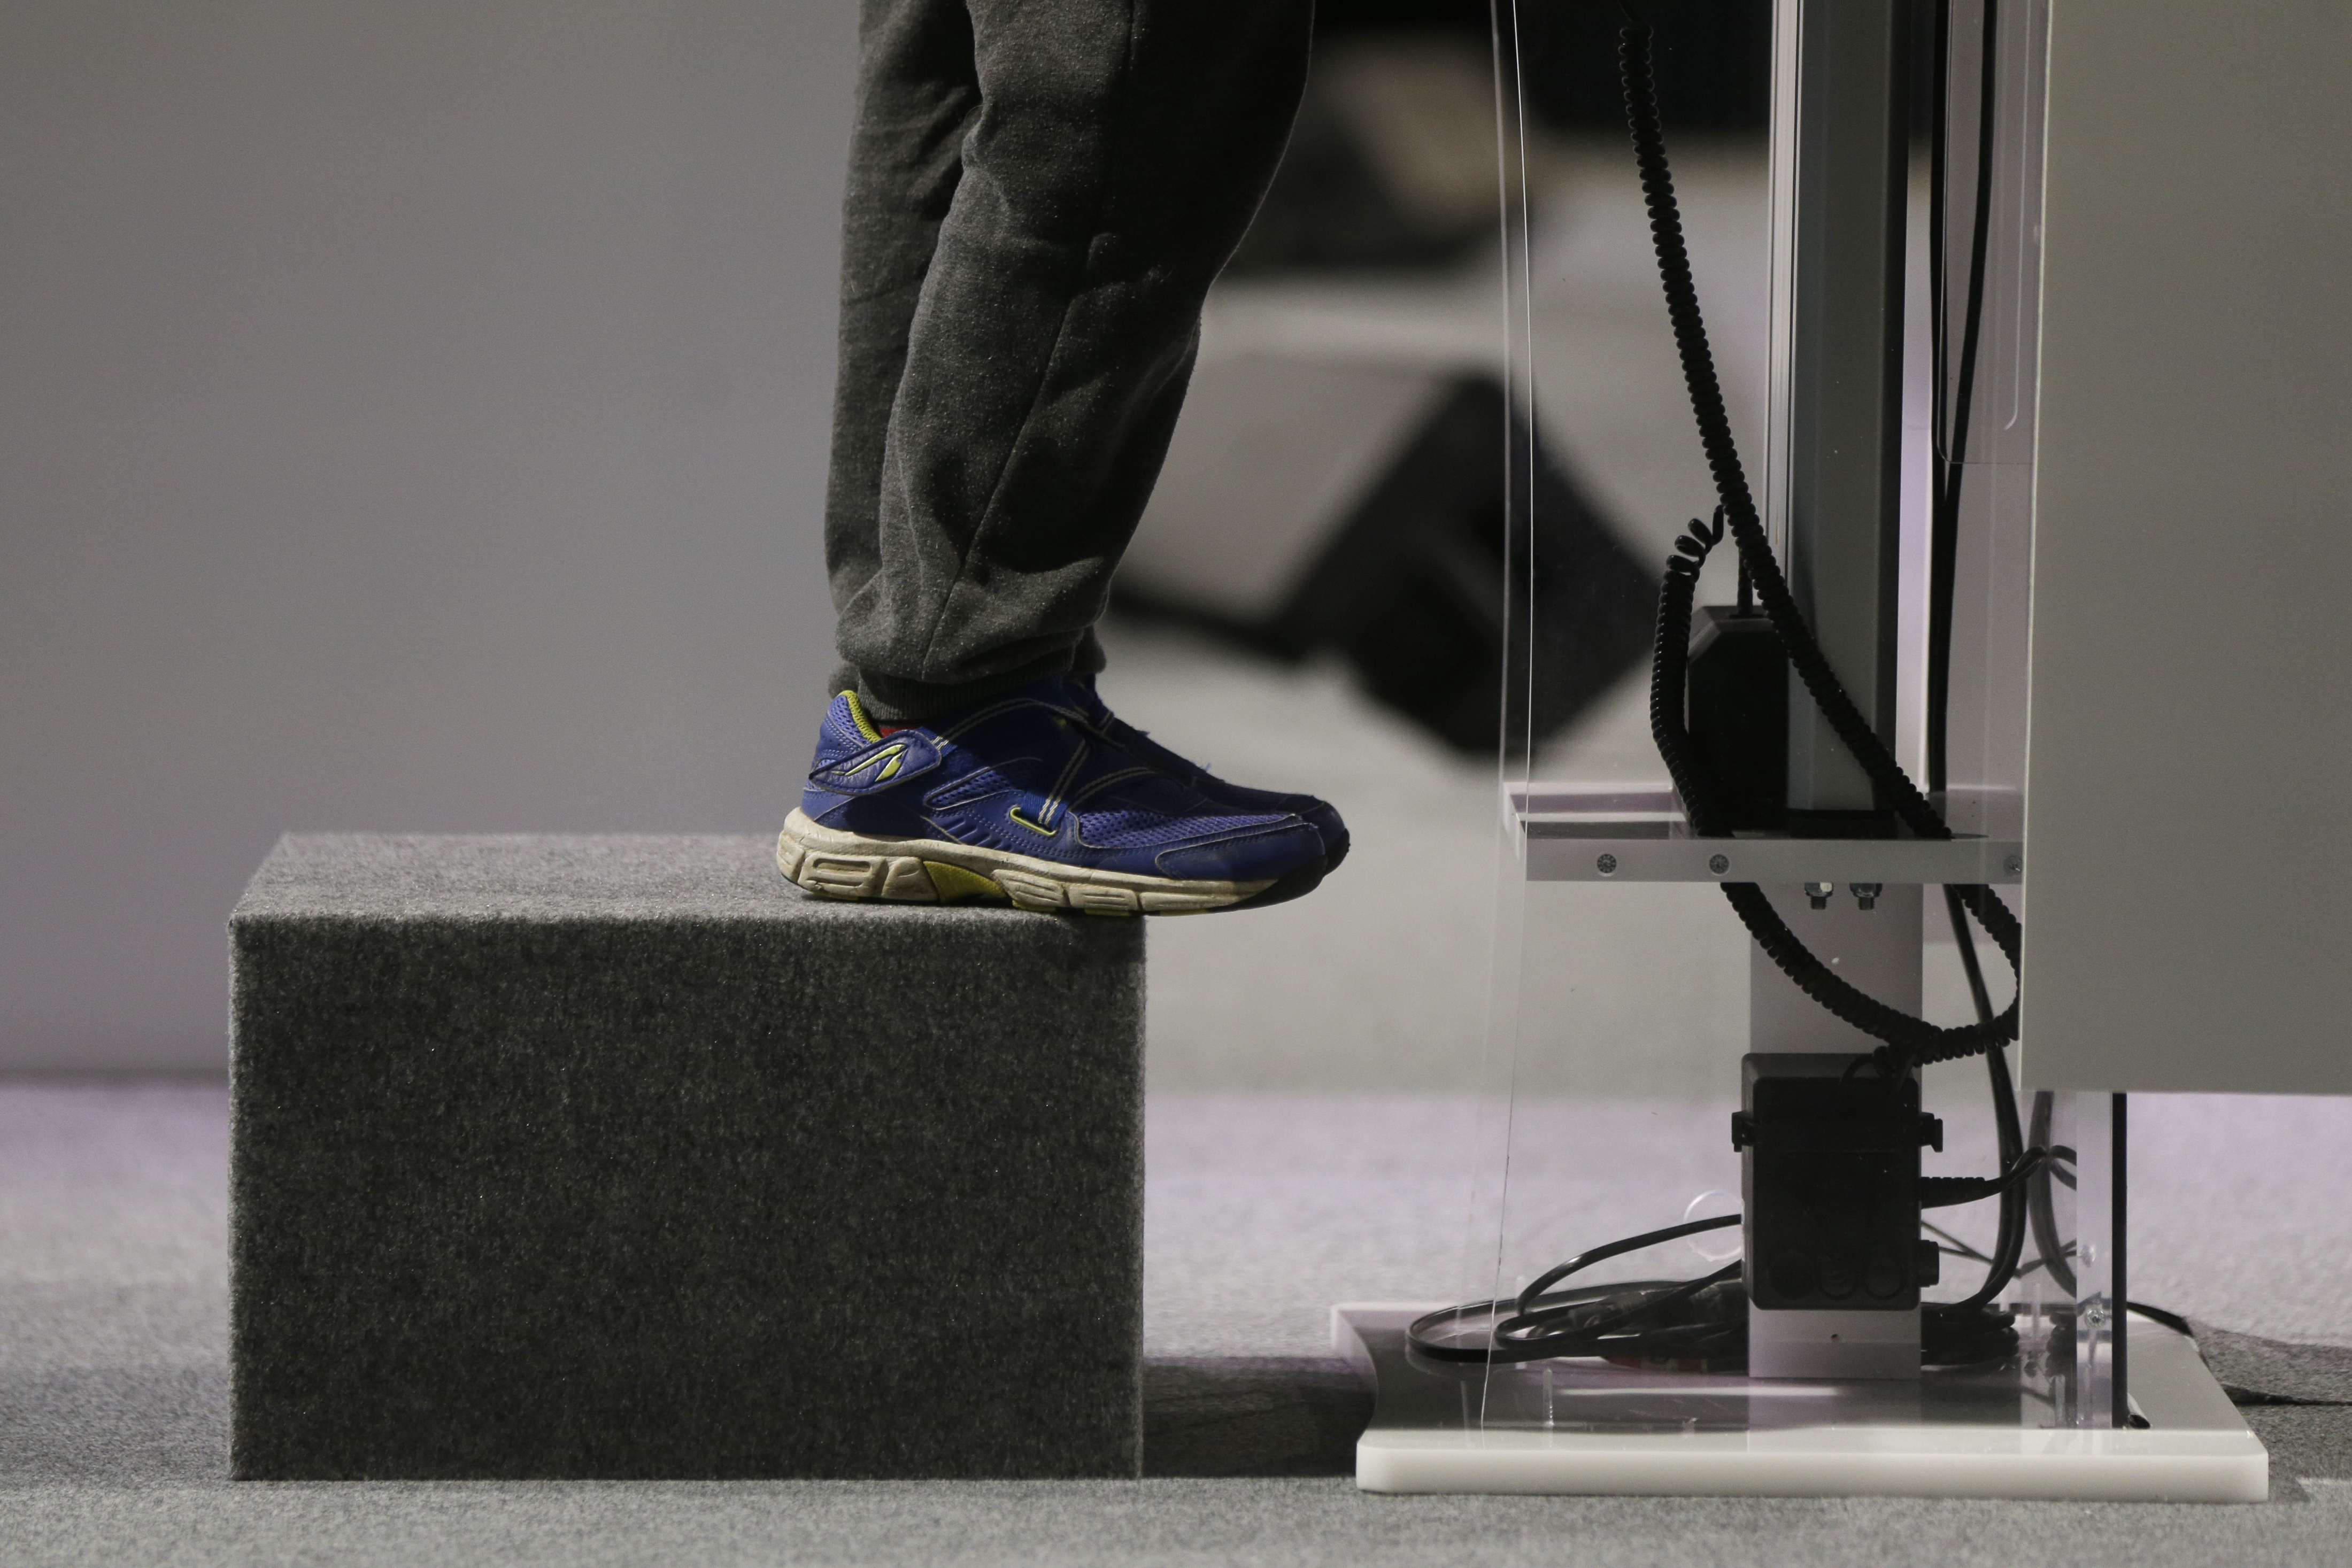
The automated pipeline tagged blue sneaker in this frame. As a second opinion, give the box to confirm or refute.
[778,676,1330,915]
[1066,675,1351,873]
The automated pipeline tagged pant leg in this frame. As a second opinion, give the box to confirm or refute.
[823,0,982,699]
[828,0,1315,722]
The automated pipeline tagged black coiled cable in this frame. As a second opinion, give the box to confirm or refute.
[1402,14,2047,1374]
[1412,1216,1747,1366]
[1622,13,2041,1315]
[1620,21,2019,1077]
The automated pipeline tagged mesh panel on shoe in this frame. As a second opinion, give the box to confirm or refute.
[1079,808,1284,849]
[924,767,1022,807]
[818,696,868,759]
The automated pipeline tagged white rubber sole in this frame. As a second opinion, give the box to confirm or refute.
[776,808,1271,917]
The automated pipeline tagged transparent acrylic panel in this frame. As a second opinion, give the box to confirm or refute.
[1443,0,2119,1453]
[1457,0,1545,1341]
[1934,0,2049,817]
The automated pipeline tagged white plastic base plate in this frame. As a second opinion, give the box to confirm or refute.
[1336,1306,2266,1501]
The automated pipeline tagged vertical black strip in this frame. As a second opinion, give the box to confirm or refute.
[1927,0,1949,462]
[1926,0,2000,795]
[2112,1092,2130,1427]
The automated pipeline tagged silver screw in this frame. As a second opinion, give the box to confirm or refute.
[1708,854,1730,875]
[1805,881,1834,910]
[2003,853,2024,877]
[1596,853,1618,876]
[1850,882,1883,912]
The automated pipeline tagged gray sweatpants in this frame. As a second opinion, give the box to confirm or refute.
[823,0,1314,722]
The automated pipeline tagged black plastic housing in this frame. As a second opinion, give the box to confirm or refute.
[1734,1053,1941,1311]
[1685,605,1787,830]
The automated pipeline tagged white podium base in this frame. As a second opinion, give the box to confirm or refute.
[1336,1306,2265,1502]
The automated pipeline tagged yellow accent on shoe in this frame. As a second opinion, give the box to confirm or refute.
[924,861,1005,903]
[835,742,907,782]
[1007,804,1058,836]
[841,690,883,744]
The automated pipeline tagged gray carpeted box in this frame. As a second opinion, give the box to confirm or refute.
[227,833,1145,1481]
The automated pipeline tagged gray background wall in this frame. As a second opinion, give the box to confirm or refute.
[1,2,857,1069]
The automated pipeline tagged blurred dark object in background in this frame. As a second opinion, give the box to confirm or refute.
[1172,1,1721,750]
[1500,0,1772,132]
[1229,2,1770,275]
[1225,34,1499,274]
[1317,0,1771,129]
[1115,368,1655,756]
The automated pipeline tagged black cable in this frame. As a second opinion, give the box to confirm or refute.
[1408,1193,2035,1369]
[2027,1088,2080,1295]
[1920,8,2055,1309]
[1618,26,1930,834]
[1929,0,1951,488]
[1925,1160,2038,1319]
[1941,881,2035,1312]
[1920,1147,2046,1210]
[1923,902,2034,1323]
[1632,8,2030,1345]
[1409,12,2045,1381]
[1408,1215,1746,1365]
[1620,21,2020,1076]
[1923,1217,1993,1263]
[1652,516,2015,1069]
[1411,1279,1749,1368]
[1948,885,1999,1027]
[2129,1301,2194,1338]
[1516,1214,1736,1315]
[1926,0,2003,795]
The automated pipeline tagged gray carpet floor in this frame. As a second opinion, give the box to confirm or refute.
[7,1080,2352,1566]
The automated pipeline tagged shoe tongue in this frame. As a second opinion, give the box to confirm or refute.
[1009,672,1115,734]
[1054,671,1108,722]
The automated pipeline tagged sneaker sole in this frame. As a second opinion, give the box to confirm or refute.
[777,808,1321,917]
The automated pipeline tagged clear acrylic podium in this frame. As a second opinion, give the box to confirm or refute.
[1334,0,2263,1501]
